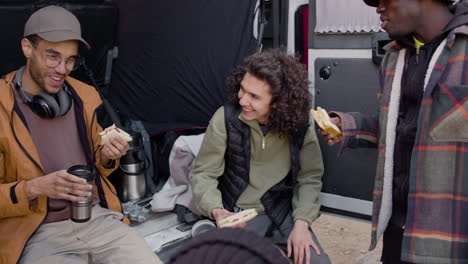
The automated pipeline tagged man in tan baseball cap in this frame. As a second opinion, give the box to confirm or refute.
[0,5,162,264]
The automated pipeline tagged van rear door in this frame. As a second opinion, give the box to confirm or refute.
[308,0,389,218]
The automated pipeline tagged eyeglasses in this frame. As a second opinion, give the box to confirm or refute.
[44,52,81,71]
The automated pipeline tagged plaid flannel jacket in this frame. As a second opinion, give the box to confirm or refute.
[335,24,468,263]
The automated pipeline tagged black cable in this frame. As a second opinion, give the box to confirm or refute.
[257,0,267,52]
[79,56,122,128]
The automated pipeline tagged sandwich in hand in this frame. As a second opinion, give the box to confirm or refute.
[99,124,132,145]
[310,107,342,138]
[219,209,258,228]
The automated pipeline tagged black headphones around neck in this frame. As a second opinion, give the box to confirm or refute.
[14,66,72,119]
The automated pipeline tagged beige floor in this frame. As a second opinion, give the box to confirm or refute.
[312,213,383,264]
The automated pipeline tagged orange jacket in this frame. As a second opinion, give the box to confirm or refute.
[0,70,124,264]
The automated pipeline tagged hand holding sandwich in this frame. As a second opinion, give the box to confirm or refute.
[211,208,246,228]
[99,124,132,166]
[310,107,343,146]
[318,117,342,146]
[100,136,130,166]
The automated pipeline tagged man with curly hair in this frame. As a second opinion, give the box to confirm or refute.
[191,49,330,264]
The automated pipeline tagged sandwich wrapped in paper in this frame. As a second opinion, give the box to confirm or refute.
[219,208,258,227]
[310,107,342,138]
[99,124,132,145]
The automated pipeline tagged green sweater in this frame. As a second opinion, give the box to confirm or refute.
[191,106,324,225]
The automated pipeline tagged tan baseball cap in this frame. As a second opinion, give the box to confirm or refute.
[24,5,90,49]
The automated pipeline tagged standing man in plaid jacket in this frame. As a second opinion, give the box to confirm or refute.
[320,0,468,263]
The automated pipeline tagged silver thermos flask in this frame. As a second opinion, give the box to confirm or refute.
[67,165,96,223]
[120,132,146,202]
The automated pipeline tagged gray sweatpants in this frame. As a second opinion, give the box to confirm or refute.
[19,205,161,264]
[244,213,331,264]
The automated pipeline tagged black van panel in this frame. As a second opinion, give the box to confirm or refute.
[314,58,379,201]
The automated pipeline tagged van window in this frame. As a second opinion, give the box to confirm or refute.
[315,0,381,33]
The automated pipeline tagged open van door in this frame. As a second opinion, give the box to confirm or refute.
[308,0,390,218]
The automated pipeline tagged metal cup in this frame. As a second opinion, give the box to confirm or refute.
[67,165,96,223]
[119,132,146,202]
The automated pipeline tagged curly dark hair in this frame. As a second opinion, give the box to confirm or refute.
[226,48,310,137]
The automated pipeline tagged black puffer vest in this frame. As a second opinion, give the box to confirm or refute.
[218,102,309,230]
